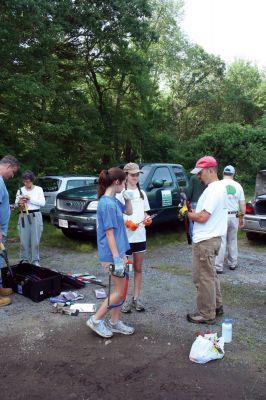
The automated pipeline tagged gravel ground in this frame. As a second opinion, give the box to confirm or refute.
[0,239,265,400]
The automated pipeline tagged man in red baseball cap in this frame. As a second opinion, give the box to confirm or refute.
[190,156,218,174]
[186,155,227,324]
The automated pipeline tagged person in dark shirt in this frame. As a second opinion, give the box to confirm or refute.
[185,174,207,239]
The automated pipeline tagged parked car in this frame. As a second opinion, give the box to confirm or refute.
[243,169,266,240]
[50,163,189,238]
[36,175,98,216]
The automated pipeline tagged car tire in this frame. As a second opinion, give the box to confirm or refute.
[246,232,260,241]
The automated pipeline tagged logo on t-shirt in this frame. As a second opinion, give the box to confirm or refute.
[226,184,236,196]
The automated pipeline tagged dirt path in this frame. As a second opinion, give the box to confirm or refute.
[0,241,265,400]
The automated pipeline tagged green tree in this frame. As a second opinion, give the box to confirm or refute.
[180,122,266,186]
[221,60,263,125]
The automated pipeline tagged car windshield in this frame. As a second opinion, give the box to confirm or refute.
[36,178,62,192]
[66,178,96,190]
[139,165,152,187]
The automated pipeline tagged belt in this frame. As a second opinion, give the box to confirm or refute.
[22,209,40,214]
[228,211,237,214]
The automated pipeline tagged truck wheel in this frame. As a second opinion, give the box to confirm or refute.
[246,232,260,241]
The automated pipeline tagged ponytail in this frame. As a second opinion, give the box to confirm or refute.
[137,182,144,199]
[97,167,126,198]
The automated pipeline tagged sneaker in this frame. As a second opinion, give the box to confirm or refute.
[229,265,237,270]
[132,298,145,312]
[0,296,12,307]
[32,261,40,267]
[121,300,132,313]
[86,316,113,338]
[186,313,216,325]
[107,320,135,335]
[216,269,223,274]
[216,305,224,316]
[0,287,13,296]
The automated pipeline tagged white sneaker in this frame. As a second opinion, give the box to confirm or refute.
[32,261,40,267]
[121,300,132,313]
[107,320,135,335]
[86,317,113,338]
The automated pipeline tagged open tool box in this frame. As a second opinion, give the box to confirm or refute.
[1,262,62,302]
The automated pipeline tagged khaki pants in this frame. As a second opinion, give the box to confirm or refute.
[192,237,222,320]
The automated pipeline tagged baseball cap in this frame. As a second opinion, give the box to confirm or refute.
[123,162,142,174]
[223,165,235,175]
[191,156,218,174]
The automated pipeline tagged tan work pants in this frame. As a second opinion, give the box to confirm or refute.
[192,237,222,320]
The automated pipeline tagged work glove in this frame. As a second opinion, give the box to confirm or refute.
[123,190,135,200]
[125,220,138,231]
[112,256,125,277]
[179,205,188,219]
[144,217,152,226]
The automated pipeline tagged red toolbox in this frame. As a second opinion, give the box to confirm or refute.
[1,262,62,302]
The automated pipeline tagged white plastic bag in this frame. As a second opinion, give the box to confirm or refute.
[189,333,225,364]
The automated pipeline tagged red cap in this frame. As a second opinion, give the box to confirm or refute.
[191,156,217,174]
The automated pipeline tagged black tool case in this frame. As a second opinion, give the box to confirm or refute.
[1,262,62,302]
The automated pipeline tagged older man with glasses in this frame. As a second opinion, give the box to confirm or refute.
[0,155,20,307]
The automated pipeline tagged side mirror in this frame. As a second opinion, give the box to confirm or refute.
[151,179,164,188]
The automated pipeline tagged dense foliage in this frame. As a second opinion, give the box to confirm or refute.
[1,0,265,196]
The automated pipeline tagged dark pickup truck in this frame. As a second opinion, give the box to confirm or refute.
[50,163,188,238]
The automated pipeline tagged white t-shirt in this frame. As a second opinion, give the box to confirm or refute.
[221,178,245,214]
[116,188,150,243]
[15,185,45,210]
[193,180,228,243]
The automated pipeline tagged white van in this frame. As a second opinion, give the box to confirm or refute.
[36,175,98,216]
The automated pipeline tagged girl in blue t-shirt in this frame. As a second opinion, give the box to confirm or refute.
[86,167,135,338]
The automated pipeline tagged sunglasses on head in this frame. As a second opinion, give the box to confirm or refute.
[128,172,140,177]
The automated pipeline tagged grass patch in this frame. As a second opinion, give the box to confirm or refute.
[7,212,96,253]
[147,221,187,249]
[6,214,187,254]
[221,282,264,307]
[152,263,191,276]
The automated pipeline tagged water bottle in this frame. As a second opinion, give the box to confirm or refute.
[222,319,232,343]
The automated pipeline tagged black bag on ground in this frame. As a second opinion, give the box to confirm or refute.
[1,262,62,302]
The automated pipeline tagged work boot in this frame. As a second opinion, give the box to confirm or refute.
[0,296,12,307]
[186,313,216,325]
[0,287,13,296]
[216,305,224,316]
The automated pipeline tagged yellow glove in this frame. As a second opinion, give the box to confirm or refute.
[179,205,188,219]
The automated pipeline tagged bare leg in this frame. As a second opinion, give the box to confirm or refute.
[94,274,125,322]
[133,252,145,299]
